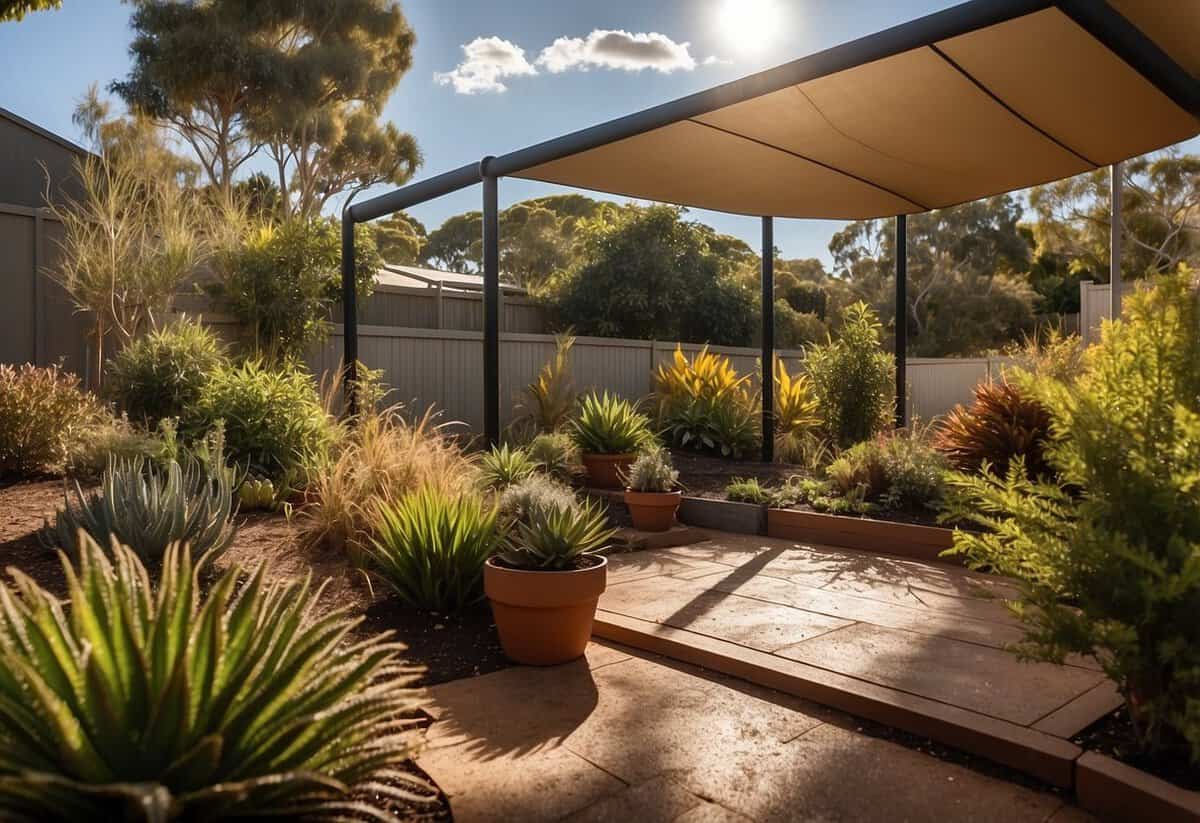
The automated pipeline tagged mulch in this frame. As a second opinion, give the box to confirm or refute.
[1073,706,1199,791]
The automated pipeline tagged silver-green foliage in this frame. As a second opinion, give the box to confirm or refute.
[497,475,581,523]
[41,455,236,562]
[526,432,583,481]
[497,497,615,571]
[0,536,425,821]
[622,447,679,493]
[368,488,503,612]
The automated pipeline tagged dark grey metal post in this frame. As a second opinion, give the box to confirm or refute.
[482,173,501,445]
[341,212,359,418]
[895,214,908,428]
[761,216,775,463]
[1110,161,1123,320]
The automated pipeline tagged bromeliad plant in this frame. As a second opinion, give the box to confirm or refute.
[368,487,504,612]
[570,392,654,455]
[41,455,236,562]
[653,346,759,458]
[0,536,426,821]
[497,497,615,571]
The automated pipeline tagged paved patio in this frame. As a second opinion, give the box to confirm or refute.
[593,534,1122,786]
[417,642,1093,822]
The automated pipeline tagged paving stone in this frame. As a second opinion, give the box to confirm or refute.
[560,775,704,822]
[683,722,1070,823]
[607,552,726,584]
[418,742,624,823]
[776,622,1105,726]
[672,802,756,822]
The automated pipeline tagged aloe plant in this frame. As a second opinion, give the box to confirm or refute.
[498,497,615,571]
[41,455,236,562]
[0,535,426,820]
[478,443,537,490]
[570,392,654,455]
[368,488,504,612]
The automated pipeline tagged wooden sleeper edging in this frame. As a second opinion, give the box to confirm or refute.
[767,508,958,565]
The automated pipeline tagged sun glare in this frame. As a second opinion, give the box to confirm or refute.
[715,0,783,54]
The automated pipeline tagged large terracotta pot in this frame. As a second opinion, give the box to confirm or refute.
[484,556,608,665]
[624,489,682,532]
[581,452,636,489]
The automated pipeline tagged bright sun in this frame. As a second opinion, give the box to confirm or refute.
[715,0,783,54]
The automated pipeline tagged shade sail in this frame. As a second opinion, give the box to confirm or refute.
[502,1,1199,220]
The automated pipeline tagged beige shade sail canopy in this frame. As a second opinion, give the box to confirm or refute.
[504,2,1200,220]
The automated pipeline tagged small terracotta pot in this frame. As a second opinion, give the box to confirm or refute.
[581,452,636,489]
[485,556,608,666]
[624,489,682,532]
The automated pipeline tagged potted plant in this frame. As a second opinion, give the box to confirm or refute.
[485,497,616,665]
[570,392,654,489]
[623,447,682,531]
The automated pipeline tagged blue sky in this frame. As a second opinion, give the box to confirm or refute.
[1,0,1195,267]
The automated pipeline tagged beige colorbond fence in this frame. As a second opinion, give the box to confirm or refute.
[299,325,1011,434]
[1079,280,1136,346]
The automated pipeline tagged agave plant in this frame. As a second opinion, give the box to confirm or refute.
[497,497,615,571]
[0,536,427,821]
[41,455,236,562]
[570,392,654,455]
[478,444,538,490]
[368,487,504,612]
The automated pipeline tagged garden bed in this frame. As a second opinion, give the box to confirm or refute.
[766,507,959,564]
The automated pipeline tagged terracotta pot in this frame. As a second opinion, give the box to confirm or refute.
[485,556,608,665]
[624,489,682,532]
[581,452,636,489]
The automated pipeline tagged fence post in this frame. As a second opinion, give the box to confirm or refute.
[648,339,657,395]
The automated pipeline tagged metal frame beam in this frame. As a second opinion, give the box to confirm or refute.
[761,217,775,463]
[482,174,501,445]
[895,214,908,429]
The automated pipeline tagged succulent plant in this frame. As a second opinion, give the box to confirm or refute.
[479,443,537,490]
[497,475,582,523]
[622,447,679,493]
[526,432,583,481]
[0,535,427,820]
[41,455,236,562]
[497,497,615,571]
[570,392,654,455]
[238,475,277,511]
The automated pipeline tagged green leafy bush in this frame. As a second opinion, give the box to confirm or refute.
[497,497,615,570]
[0,536,424,820]
[479,444,537,490]
[106,319,225,426]
[192,359,332,484]
[67,416,181,478]
[654,346,759,459]
[807,302,894,448]
[41,454,236,562]
[571,392,654,455]
[827,428,947,511]
[725,477,770,504]
[945,270,1200,762]
[368,487,503,612]
[623,447,679,492]
[526,432,583,481]
[935,379,1053,478]
[0,363,104,481]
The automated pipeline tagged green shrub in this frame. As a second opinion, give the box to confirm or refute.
[67,416,181,478]
[571,392,654,455]
[498,475,582,523]
[827,428,947,511]
[498,497,615,571]
[724,477,771,504]
[106,319,225,426]
[622,447,679,493]
[654,346,759,459]
[368,487,503,612]
[0,363,104,481]
[945,270,1200,762]
[41,454,236,562]
[192,359,332,484]
[479,443,537,490]
[0,536,423,820]
[526,431,583,481]
[807,302,894,448]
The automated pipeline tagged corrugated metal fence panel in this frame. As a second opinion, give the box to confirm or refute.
[905,358,991,422]
[1079,280,1136,346]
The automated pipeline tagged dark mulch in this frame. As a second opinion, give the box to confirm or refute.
[1073,706,1199,791]
[668,448,800,498]
[363,599,510,688]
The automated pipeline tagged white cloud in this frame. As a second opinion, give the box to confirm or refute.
[434,37,537,95]
[537,30,697,74]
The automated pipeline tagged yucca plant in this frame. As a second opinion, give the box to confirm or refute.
[41,455,236,562]
[0,536,427,821]
[479,444,537,490]
[934,379,1053,478]
[368,488,504,612]
[513,332,576,434]
[497,497,615,571]
[570,392,654,455]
